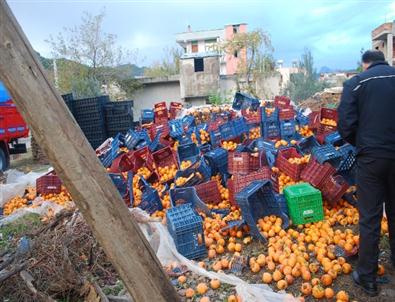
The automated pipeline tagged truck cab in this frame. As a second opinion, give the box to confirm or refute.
[0,81,29,171]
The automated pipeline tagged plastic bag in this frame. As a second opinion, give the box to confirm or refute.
[0,169,47,207]
[130,208,298,302]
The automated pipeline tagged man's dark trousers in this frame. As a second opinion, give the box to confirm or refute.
[357,156,395,282]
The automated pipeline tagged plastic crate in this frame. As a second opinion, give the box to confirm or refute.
[324,131,344,146]
[169,102,183,119]
[99,136,121,168]
[296,135,320,155]
[150,122,170,140]
[296,110,309,126]
[311,145,342,166]
[135,146,156,172]
[228,167,271,205]
[138,177,163,214]
[36,173,62,195]
[169,119,184,138]
[274,96,291,109]
[279,107,295,121]
[174,158,211,187]
[169,187,211,216]
[104,101,133,116]
[204,147,228,175]
[199,143,211,154]
[316,126,336,144]
[280,120,296,138]
[182,115,195,129]
[308,111,321,130]
[276,148,307,181]
[124,129,143,150]
[337,144,356,172]
[320,175,349,205]
[194,180,221,204]
[177,142,199,165]
[321,107,338,122]
[284,183,324,225]
[228,151,263,175]
[152,146,178,169]
[232,92,260,110]
[242,109,261,126]
[154,101,169,123]
[261,107,279,123]
[141,109,154,123]
[209,129,222,147]
[232,117,248,137]
[109,173,132,204]
[300,159,336,189]
[261,121,280,140]
[166,203,207,260]
[236,180,290,242]
[275,194,289,216]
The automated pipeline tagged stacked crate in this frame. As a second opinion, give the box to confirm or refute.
[104,100,134,138]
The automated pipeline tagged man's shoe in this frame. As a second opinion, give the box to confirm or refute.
[352,271,379,297]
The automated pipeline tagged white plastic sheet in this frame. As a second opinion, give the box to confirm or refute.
[0,169,47,207]
[131,208,298,302]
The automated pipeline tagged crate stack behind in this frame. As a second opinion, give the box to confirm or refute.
[104,100,134,138]
[73,95,109,149]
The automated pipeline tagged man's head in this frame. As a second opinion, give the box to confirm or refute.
[361,50,386,71]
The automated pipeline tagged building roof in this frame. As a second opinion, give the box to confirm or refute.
[176,28,224,43]
[372,21,394,40]
[180,52,221,59]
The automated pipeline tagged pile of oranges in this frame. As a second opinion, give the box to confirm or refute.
[287,155,310,165]
[42,189,72,206]
[249,127,260,139]
[136,167,151,179]
[158,165,178,183]
[3,196,28,215]
[222,141,238,151]
[180,160,192,170]
[275,139,289,149]
[199,129,210,144]
[299,125,313,137]
[321,118,337,127]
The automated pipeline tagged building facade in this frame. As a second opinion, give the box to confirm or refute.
[372,21,395,66]
[176,23,247,75]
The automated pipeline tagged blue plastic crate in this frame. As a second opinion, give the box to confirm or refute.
[177,142,199,165]
[175,158,211,187]
[199,143,211,154]
[296,110,309,126]
[178,134,193,145]
[337,144,356,172]
[169,187,211,216]
[261,107,279,123]
[219,121,236,140]
[148,131,162,152]
[232,92,260,110]
[296,135,320,155]
[138,177,163,214]
[124,129,150,150]
[169,119,184,139]
[209,129,222,146]
[236,180,290,243]
[99,137,121,168]
[109,172,132,202]
[166,204,207,260]
[182,115,195,129]
[261,121,280,139]
[280,120,296,138]
[141,109,154,122]
[233,117,248,136]
[275,194,289,216]
[311,145,342,166]
[324,131,344,146]
[204,147,228,175]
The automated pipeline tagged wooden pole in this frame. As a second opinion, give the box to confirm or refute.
[0,2,180,301]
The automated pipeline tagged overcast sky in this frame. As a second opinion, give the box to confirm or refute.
[7,0,395,70]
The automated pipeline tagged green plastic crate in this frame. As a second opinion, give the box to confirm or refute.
[284,183,324,225]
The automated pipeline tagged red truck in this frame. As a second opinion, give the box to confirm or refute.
[0,81,29,171]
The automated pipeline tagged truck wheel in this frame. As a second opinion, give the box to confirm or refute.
[0,148,8,172]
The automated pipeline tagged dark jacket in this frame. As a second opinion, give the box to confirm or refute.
[338,61,395,159]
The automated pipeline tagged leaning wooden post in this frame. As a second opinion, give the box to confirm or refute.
[0,2,180,301]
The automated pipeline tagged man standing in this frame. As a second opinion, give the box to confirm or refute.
[338,50,395,296]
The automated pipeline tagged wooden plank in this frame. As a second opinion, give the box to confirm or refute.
[0,2,180,301]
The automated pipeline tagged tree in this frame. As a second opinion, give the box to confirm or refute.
[356,47,365,73]
[222,29,275,96]
[284,48,328,103]
[144,46,182,77]
[47,10,131,97]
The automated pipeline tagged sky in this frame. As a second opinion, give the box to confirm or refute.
[7,0,395,70]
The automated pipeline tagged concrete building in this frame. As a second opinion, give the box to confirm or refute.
[176,23,247,75]
[372,20,395,66]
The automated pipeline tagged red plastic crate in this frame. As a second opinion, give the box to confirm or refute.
[321,175,349,205]
[316,126,336,144]
[152,146,178,169]
[276,147,307,181]
[321,107,338,122]
[274,96,291,109]
[308,111,321,130]
[150,122,170,139]
[134,147,155,171]
[228,167,271,205]
[271,172,280,193]
[36,174,62,194]
[228,152,259,175]
[154,101,169,123]
[169,102,183,119]
[279,107,295,121]
[208,118,226,131]
[194,180,221,204]
[300,159,336,189]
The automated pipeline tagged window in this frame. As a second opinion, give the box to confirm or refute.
[194,58,204,72]
[233,25,239,34]
[234,51,238,58]
[191,41,198,53]
[205,38,217,52]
